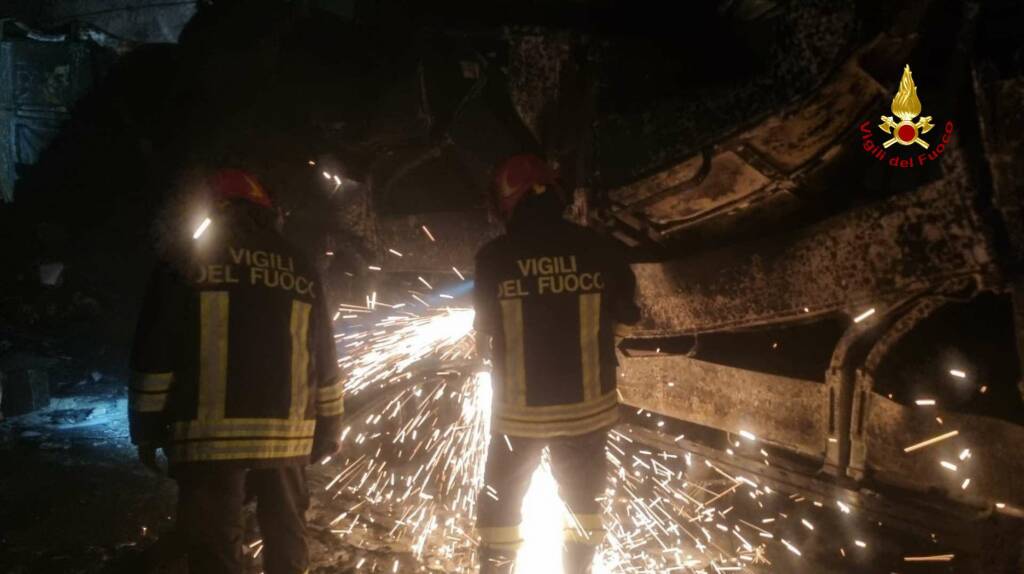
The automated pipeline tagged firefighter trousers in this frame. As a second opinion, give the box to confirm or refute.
[476,429,608,553]
[175,465,310,574]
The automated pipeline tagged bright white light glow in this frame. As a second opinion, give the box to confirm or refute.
[517,461,570,574]
[949,369,967,379]
[739,430,757,441]
[193,217,212,239]
[915,399,936,406]
[853,308,876,323]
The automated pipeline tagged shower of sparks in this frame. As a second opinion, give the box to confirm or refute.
[320,305,788,572]
[316,286,961,572]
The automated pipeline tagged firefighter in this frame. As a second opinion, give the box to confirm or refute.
[473,155,640,574]
[129,169,344,574]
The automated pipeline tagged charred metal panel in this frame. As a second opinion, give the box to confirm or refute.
[374,210,499,274]
[608,153,705,208]
[618,354,829,461]
[629,151,772,230]
[854,386,1024,508]
[741,62,881,174]
[630,148,996,336]
[975,74,1024,267]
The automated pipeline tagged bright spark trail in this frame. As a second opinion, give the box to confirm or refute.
[318,305,775,573]
[312,301,965,573]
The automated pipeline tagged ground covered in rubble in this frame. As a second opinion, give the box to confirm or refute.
[1,377,1005,574]
[0,381,424,574]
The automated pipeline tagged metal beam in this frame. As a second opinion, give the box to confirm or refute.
[630,147,998,336]
[618,354,829,461]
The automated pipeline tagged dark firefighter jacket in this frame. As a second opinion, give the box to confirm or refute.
[129,209,344,467]
[473,215,640,438]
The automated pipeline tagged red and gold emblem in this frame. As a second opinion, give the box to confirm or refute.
[879,65,934,148]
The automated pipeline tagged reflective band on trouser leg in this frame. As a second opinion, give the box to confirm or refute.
[129,372,173,412]
[564,513,605,545]
[478,525,524,552]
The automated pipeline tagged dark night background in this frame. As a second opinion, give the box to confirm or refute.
[0,1,1022,572]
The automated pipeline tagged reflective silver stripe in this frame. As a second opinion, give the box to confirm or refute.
[317,381,345,417]
[172,418,316,440]
[198,292,229,421]
[492,405,619,438]
[130,371,173,392]
[478,525,524,551]
[316,381,344,403]
[129,392,168,413]
[317,398,344,417]
[564,512,605,544]
[289,301,312,420]
[167,437,314,462]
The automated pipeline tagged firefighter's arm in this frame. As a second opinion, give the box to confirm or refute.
[129,264,183,450]
[311,284,344,463]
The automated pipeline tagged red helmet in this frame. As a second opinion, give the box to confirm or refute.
[208,169,273,209]
[492,154,558,221]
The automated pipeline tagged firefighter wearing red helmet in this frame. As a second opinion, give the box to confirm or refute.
[129,169,344,574]
[473,155,640,573]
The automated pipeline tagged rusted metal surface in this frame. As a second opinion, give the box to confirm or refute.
[618,354,829,461]
[374,210,499,274]
[601,41,886,244]
[740,61,882,174]
[504,28,571,147]
[973,71,1024,268]
[846,296,950,479]
[855,391,1024,508]
[632,151,772,229]
[630,146,997,336]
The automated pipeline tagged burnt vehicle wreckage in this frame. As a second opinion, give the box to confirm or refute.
[1,0,1023,572]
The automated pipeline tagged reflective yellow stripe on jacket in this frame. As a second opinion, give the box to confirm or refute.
[493,291,618,438]
[167,292,319,463]
[316,380,345,417]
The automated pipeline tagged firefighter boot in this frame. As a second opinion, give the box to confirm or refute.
[478,547,517,574]
[563,541,597,574]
